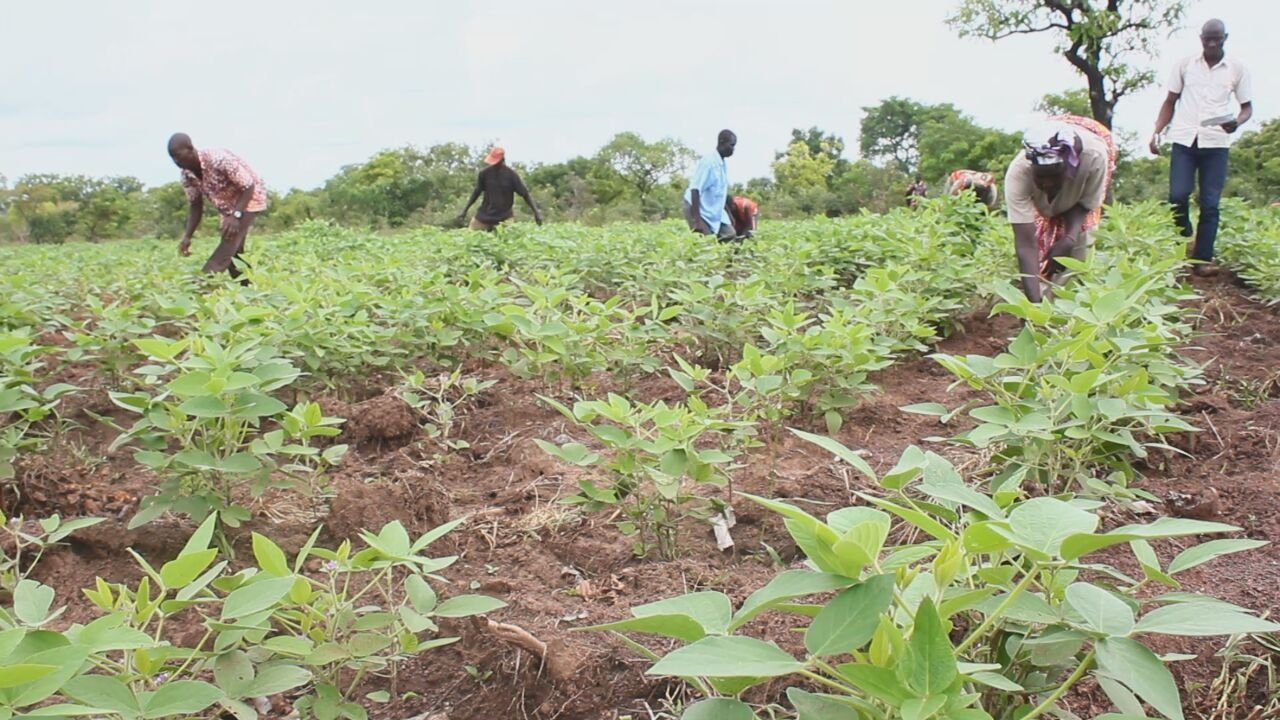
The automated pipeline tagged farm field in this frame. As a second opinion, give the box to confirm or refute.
[1,198,1279,720]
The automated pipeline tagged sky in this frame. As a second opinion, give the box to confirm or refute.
[1,0,1273,191]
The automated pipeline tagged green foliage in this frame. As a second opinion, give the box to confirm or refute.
[0,515,495,719]
[591,442,1276,720]
[948,0,1189,128]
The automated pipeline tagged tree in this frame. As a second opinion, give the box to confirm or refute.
[596,132,694,204]
[948,0,1188,128]
[917,113,1021,183]
[772,140,838,216]
[779,127,850,182]
[1034,88,1093,118]
[860,98,963,175]
[1227,118,1280,204]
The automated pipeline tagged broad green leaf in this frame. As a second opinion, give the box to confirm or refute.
[1061,517,1240,561]
[633,592,732,635]
[1096,637,1184,720]
[61,675,140,714]
[970,671,1023,692]
[585,614,709,643]
[213,650,255,697]
[805,574,895,657]
[178,396,228,417]
[0,664,56,690]
[1167,539,1269,575]
[221,576,296,620]
[13,580,56,626]
[731,571,857,630]
[247,664,312,696]
[902,696,947,720]
[903,597,957,696]
[918,481,1004,520]
[786,688,862,720]
[648,636,803,678]
[1134,603,1280,637]
[1006,498,1098,560]
[159,549,218,589]
[219,453,262,474]
[434,595,507,618]
[141,680,224,719]
[1066,583,1135,637]
[835,663,911,704]
[10,645,90,706]
[681,698,753,720]
[179,514,219,555]
[251,534,291,576]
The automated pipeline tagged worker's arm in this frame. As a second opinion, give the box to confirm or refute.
[1012,223,1043,303]
[456,176,483,223]
[691,188,711,233]
[1223,101,1253,134]
[222,183,256,238]
[179,195,203,257]
[1150,91,1180,152]
[1045,205,1089,262]
[514,176,543,225]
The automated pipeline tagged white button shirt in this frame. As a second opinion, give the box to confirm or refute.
[1165,53,1254,149]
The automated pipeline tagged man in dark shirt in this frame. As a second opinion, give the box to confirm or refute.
[456,146,544,230]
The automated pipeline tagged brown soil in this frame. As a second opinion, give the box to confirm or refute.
[7,274,1279,720]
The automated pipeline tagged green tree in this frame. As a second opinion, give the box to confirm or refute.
[917,113,1021,183]
[860,98,961,174]
[780,127,850,182]
[596,132,695,204]
[948,0,1188,128]
[772,140,838,216]
[831,160,910,215]
[1035,88,1094,118]
[1227,118,1280,204]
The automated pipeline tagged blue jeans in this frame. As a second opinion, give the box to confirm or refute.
[1169,141,1229,261]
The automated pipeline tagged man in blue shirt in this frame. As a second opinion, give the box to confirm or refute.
[683,130,737,241]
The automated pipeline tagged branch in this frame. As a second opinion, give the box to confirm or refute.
[987,22,1071,39]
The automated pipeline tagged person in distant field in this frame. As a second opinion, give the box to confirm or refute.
[728,196,758,238]
[683,130,737,241]
[456,146,543,231]
[947,170,999,209]
[169,133,268,283]
[1149,18,1253,276]
[1005,116,1117,302]
[905,175,928,208]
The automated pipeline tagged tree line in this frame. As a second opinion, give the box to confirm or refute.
[3,97,1277,244]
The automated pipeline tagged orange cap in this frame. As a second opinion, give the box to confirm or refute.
[484,146,505,165]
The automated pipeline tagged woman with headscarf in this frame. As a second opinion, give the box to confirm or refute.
[1004,115,1117,301]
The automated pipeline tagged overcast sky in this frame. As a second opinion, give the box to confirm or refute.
[1,0,1272,191]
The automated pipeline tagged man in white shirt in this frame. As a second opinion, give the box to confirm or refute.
[1150,19,1254,274]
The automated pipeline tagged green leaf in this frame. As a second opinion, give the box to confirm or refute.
[835,663,911,705]
[805,574,895,657]
[1134,603,1280,637]
[61,675,140,714]
[634,592,732,636]
[1167,539,1269,575]
[13,580,56,626]
[221,576,296,620]
[179,514,219,555]
[901,402,949,417]
[233,392,288,419]
[1061,518,1240,561]
[166,371,213,396]
[404,575,438,614]
[648,636,803,678]
[681,698,754,720]
[247,664,311,696]
[219,453,262,474]
[159,549,218,589]
[1096,637,1184,720]
[969,671,1023,692]
[213,650,255,697]
[0,664,56,690]
[1006,498,1098,560]
[918,481,1005,520]
[731,571,857,631]
[585,614,709,643]
[1066,583,1135,637]
[11,645,90,706]
[901,696,947,720]
[251,534,291,576]
[434,595,507,618]
[786,688,862,720]
[790,428,876,482]
[141,680,224,719]
[903,597,957,696]
[178,396,228,417]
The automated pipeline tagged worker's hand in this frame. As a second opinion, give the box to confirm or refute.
[694,219,712,234]
[178,236,192,257]
[1221,119,1240,134]
[454,213,467,228]
[534,212,544,226]
[1148,134,1162,156]
[221,214,242,238]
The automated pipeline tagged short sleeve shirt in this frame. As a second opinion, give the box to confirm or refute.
[180,149,269,216]
[473,164,530,224]
[1005,128,1110,224]
[683,153,731,229]
[1164,54,1253,149]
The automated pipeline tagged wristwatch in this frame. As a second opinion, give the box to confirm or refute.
[232,210,243,219]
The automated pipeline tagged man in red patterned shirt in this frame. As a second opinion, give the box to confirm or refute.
[168,133,268,281]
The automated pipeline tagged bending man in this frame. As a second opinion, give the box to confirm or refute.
[169,133,268,282]
[683,130,737,241]
[457,146,543,231]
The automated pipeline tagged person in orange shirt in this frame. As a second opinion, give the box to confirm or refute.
[727,196,758,239]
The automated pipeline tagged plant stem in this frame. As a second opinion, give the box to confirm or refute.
[954,562,1039,657]
[798,669,885,720]
[1020,649,1095,720]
